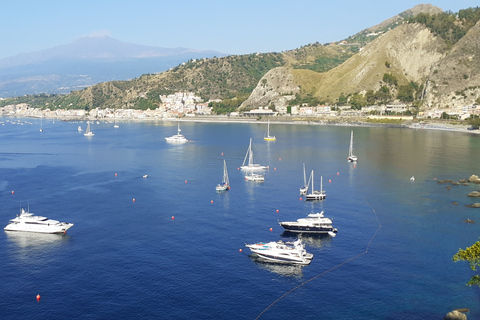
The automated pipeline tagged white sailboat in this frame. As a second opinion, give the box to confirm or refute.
[264,120,276,141]
[165,121,187,143]
[305,170,326,201]
[300,163,309,195]
[216,159,230,191]
[84,122,94,136]
[39,116,43,132]
[241,138,267,171]
[348,130,357,162]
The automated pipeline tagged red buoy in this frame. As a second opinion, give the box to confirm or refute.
[211,200,214,204]
[132,198,136,202]
[276,209,279,213]
[221,152,224,156]
[239,248,243,252]
[329,179,331,183]
[269,228,273,232]
[300,197,302,201]
[11,191,14,194]
[36,294,41,301]
[172,216,175,220]
[337,172,340,175]
[185,180,188,183]
[115,173,117,177]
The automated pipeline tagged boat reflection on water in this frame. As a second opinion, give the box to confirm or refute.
[280,231,333,248]
[5,231,70,249]
[248,255,305,278]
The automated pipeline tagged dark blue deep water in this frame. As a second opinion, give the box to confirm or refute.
[1,118,480,319]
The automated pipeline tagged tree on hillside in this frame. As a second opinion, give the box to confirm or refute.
[453,238,480,286]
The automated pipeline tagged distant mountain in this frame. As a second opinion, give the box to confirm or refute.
[0,36,226,97]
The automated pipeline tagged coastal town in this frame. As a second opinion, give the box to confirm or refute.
[1,91,478,122]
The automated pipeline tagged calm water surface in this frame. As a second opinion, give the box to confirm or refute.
[0,118,479,319]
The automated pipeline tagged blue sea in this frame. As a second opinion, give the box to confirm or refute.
[1,118,479,319]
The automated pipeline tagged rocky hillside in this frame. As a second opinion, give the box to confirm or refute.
[423,20,480,108]
[242,6,480,112]
[3,4,479,114]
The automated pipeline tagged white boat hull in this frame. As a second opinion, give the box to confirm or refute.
[4,223,73,234]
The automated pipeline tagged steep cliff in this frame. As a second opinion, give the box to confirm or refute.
[423,20,480,109]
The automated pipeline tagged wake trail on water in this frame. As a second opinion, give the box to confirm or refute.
[255,196,382,320]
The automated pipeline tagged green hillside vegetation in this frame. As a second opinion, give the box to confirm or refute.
[408,7,480,47]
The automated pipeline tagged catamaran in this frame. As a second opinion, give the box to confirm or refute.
[348,130,358,162]
[216,159,230,191]
[240,138,267,171]
[305,170,326,201]
[264,120,276,141]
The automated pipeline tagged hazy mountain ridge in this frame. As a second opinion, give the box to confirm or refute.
[0,36,225,97]
[3,3,480,114]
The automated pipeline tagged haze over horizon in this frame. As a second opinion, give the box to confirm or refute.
[2,0,479,60]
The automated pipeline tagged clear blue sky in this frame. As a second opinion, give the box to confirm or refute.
[1,0,479,59]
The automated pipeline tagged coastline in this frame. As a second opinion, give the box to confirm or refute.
[3,114,479,134]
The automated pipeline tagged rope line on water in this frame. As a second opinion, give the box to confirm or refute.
[255,198,382,320]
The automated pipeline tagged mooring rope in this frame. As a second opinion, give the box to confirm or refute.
[255,198,382,319]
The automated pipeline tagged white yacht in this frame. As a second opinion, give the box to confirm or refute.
[245,171,265,182]
[245,238,313,265]
[4,208,74,234]
[165,121,187,143]
[241,138,267,171]
[279,211,337,236]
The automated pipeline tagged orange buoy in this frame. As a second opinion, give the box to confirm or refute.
[279,158,281,161]
[337,172,340,175]
[300,197,302,201]
[211,200,214,204]
[269,228,273,232]
[36,294,41,301]
[239,248,243,252]
[115,173,117,176]
[132,198,136,202]
[276,209,279,213]
[274,167,276,170]
[171,216,175,220]
[221,152,224,156]
[237,167,240,170]
[329,179,331,183]
[11,190,14,194]
[185,180,187,183]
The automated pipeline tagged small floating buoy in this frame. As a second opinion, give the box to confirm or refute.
[434,178,437,180]
[274,167,276,170]
[299,197,302,201]
[269,228,273,231]
[237,167,240,170]
[221,152,224,156]
[36,294,41,301]
[115,173,117,177]
[329,179,331,183]
[211,200,214,204]
[276,209,279,213]
[11,191,14,194]
[354,165,356,168]
[279,158,281,161]
[239,248,243,252]
[132,198,136,202]
[172,216,175,220]
[337,172,340,175]
[185,180,188,183]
